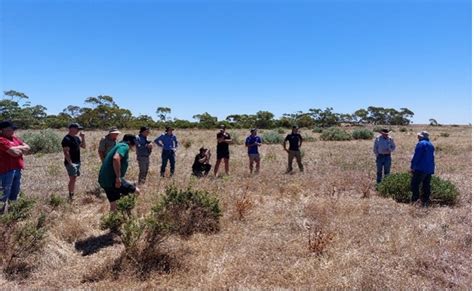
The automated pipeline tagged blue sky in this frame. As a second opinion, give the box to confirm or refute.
[1,0,471,124]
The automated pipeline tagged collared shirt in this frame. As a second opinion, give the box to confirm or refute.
[0,135,25,174]
[98,135,116,156]
[154,133,178,151]
[411,139,435,174]
[373,135,396,155]
[136,134,152,157]
[245,135,262,154]
[99,142,130,188]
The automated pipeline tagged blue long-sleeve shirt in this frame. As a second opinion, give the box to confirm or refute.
[373,135,396,155]
[154,133,178,151]
[411,139,435,174]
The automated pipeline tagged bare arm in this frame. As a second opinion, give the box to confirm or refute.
[63,147,72,164]
[98,150,105,162]
[113,153,122,188]
[79,133,86,149]
[283,140,288,152]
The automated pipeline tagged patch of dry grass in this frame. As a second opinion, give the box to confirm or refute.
[0,126,471,288]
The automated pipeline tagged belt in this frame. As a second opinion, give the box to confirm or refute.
[378,153,391,156]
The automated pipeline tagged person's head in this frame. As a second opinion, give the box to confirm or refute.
[220,124,226,132]
[108,127,121,141]
[199,147,207,155]
[417,130,430,141]
[292,125,298,134]
[0,121,17,138]
[139,126,150,137]
[380,128,390,138]
[165,127,174,135]
[68,123,83,135]
[122,134,137,149]
[250,128,257,136]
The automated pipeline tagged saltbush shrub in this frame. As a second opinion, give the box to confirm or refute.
[377,172,459,205]
[312,127,323,133]
[320,128,351,141]
[440,132,450,138]
[352,129,374,140]
[262,131,284,144]
[20,129,62,154]
[399,127,407,132]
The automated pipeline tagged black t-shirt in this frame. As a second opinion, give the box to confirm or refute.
[285,133,303,151]
[216,132,231,153]
[192,154,205,170]
[62,134,81,164]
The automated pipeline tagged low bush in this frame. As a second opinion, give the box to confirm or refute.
[440,132,450,138]
[20,129,62,154]
[377,172,459,205]
[303,133,317,142]
[352,129,374,140]
[320,128,351,141]
[228,131,243,145]
[312,127,323,133]
[276,128,286,134]
[399,127,407,132]
[262,131,284,144]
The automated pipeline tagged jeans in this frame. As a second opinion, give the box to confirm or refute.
[137,156,150,183]
[161,150,175,176]
[0,169,22,202]
[376,154,391,183]
[411,171,432,204]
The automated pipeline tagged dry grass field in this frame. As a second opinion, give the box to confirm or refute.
[0,125,471,288]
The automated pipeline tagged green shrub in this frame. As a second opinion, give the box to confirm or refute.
[181,139,192,149]
[352,129,374,140]
[303,133,317,142]
[149,186,221,237]
[1,197,36,225]
[262,131,284,144]
[21,129,62,154]
[320,128,351,141]
[228,131,243,145]
[49,194,65,208]
[373,126,394,133]
[277,128,286,134]
[312,127,323,133]
[399,127,407,132]
[100,211,126,233]
[377,173,459,205]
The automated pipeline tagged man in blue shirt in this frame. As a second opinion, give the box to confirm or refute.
[154,127,179,177]
[136,127,153,184]
[410,131,435,207]
[373,128,396,184]
[245,128,262,174]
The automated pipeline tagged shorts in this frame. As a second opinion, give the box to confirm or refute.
[103,179,136,202]
[65,162,81,177]
[248,154,260,162]
[216,151,230,160]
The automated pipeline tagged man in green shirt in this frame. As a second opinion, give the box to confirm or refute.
[99,134,140,211]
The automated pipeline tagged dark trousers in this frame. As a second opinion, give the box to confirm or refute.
[161,150,175,176]
[376,154,392,183]
[137,156,150,183]
[411,171,432,204]
[192,164,212,177]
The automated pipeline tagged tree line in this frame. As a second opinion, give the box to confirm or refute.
[1,90,415,129]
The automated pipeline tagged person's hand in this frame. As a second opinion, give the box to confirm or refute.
[115,178,121,189]
[146,144,153,149]
[79,132,85,138]
[135,186,141,195]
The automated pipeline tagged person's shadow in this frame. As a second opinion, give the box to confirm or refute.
[74,232,121,256]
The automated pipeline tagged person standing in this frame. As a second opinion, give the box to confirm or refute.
[283,126,304,173]
[154,127,178,177]
[214,125,232,176]
[62,123,86,200]
[136,126,153,184]
[410,131,435,207]
[373,128,396,184]
[99,134,140,212]
[98,127,121,162]
[245,128,262,174]
[0,121,30,214]
[192,147,212,177]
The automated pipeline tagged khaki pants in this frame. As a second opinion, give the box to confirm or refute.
[288,150,303,172]
[137,156,150,183]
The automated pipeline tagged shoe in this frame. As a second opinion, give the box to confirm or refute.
[68,192,74,201]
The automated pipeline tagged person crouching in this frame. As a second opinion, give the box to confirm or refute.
[192,147,212,177]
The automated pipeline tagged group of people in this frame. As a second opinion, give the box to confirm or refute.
[0,120,435,213]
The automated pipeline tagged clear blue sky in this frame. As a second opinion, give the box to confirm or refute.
[1,0,471,124]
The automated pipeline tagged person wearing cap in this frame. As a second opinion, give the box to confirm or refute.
[99,134,140,212]
[136,126,153,184]
[62,123,86,200]
[245,128,262,174]
[410,131,435,207]
[214,125,233,176]
[283,126,304,173]
[192,147,212,177]
[0,121,30,214]
[154,127,179,177]
[373,128,396,184]
[98,127,121,162]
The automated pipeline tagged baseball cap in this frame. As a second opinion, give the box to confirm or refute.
[108,127,121,134]
[0,121,17,130]
[69,123,84,130]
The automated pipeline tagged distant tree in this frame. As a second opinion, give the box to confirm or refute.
[354,109,369,124]
[429,118,439,126]
[255,111,275,129]
[62,105,82,119]
[156,107,171,122]
[193,112,218,129]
